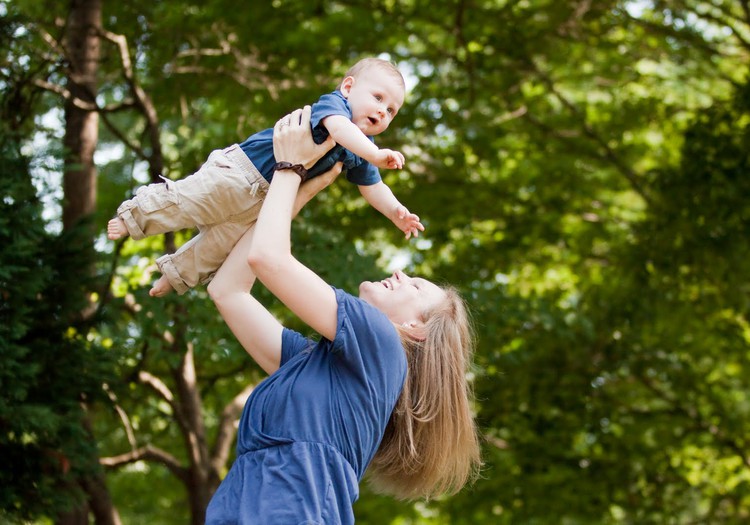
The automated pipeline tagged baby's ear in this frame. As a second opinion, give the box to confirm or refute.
[340,76,355,97]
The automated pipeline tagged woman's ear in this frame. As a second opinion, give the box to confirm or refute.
[340,76,355,98]
[402,320,426,341]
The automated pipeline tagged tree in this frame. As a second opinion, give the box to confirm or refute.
[11,1,378,521]
[61,0,101,231]
[0,129,114,522]
[4,0,750,522]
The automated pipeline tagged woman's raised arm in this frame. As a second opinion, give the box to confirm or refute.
[247,107,341,342]
[208,111,339,371]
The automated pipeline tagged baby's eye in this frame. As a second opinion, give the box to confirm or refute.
[387,107,394,115]
[374,94,383,102]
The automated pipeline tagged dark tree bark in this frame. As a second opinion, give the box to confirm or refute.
[62,0,100,231]
[55,1,121,524]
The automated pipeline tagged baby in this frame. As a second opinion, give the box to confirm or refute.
[108,57,422,296]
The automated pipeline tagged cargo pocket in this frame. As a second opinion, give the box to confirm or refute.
[135,177,179,213]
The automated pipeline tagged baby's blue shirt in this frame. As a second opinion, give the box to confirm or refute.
[239,91,382,186]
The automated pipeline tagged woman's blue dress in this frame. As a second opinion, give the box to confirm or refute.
[205,288,407,524]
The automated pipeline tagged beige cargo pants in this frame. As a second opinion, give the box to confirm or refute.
[116,144,268,294]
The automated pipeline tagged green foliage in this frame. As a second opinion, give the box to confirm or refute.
[456,80,750,524]
[0,133,114,520]
[5,0,750,523]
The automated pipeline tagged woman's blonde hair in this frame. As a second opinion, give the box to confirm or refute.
[367,286,482,500]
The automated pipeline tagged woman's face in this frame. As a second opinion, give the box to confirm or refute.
[359,270,446,325]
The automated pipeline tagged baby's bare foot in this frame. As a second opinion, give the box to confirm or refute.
[149,275,174,297]
[107,217,129,240]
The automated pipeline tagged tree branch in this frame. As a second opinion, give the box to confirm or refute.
[96,29,146,110]
[742,0,750,26]
[211,383,254,474]
[528,60,652,204]
[100,444,189,483]
[137,370,189,431]
[494,105,528,126]
[31,78,135,113]
[173,342,210,473]
[93,228,136,322]
[138,370,175,404]
[557,0,593,38]
[31,78,148,164]
[691,6,750,53]
[103,383,137,449]
[96,27,164,181]
[35,24,67,59]
[37,24,161,170]
[624,11,729,58]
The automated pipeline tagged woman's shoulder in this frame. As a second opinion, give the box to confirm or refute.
[334,287,382,319]
[333,288,397,341]
[331,288,406,383]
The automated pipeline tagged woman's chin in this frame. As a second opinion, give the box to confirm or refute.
[358,281,378,300]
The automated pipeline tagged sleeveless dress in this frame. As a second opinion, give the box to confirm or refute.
[205,288,407,524]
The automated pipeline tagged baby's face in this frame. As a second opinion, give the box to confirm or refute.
[342,70,405,136]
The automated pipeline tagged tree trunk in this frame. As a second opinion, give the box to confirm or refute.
[62,0,100,231]
[56,413,122,525]
[56,1,120,524]
[174,338,213,525]
[81,457,123,525]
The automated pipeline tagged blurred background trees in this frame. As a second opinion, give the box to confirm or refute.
[1,0,749,523]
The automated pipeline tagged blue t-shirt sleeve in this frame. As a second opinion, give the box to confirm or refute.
[310,92,352,145]
[310,91,382,186]
[329,288,406,399]
[280,328,314,366]
[280,286,403,372]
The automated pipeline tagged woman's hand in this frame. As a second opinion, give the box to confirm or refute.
[273,106,336,169]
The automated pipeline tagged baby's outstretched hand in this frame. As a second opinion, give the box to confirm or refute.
[393,205,425,240]
[374,148,405,170]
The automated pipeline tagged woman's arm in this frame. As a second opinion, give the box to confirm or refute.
[208,132,340,373]
[208,227,283,374]
[291,162,341,217]
[248,107,341,341]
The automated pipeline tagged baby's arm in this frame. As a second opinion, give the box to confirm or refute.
[358,182,424,239]
[323,115,404,169]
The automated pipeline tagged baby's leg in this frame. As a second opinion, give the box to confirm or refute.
[114,147,258,241]
[134,145,267,297]
[153,203,263,296]
[149,275,173,297]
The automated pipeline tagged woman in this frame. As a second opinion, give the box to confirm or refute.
[205,106,481,524]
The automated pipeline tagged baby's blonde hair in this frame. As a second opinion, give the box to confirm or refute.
[367,286,482,500]
[339,57,405,89]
